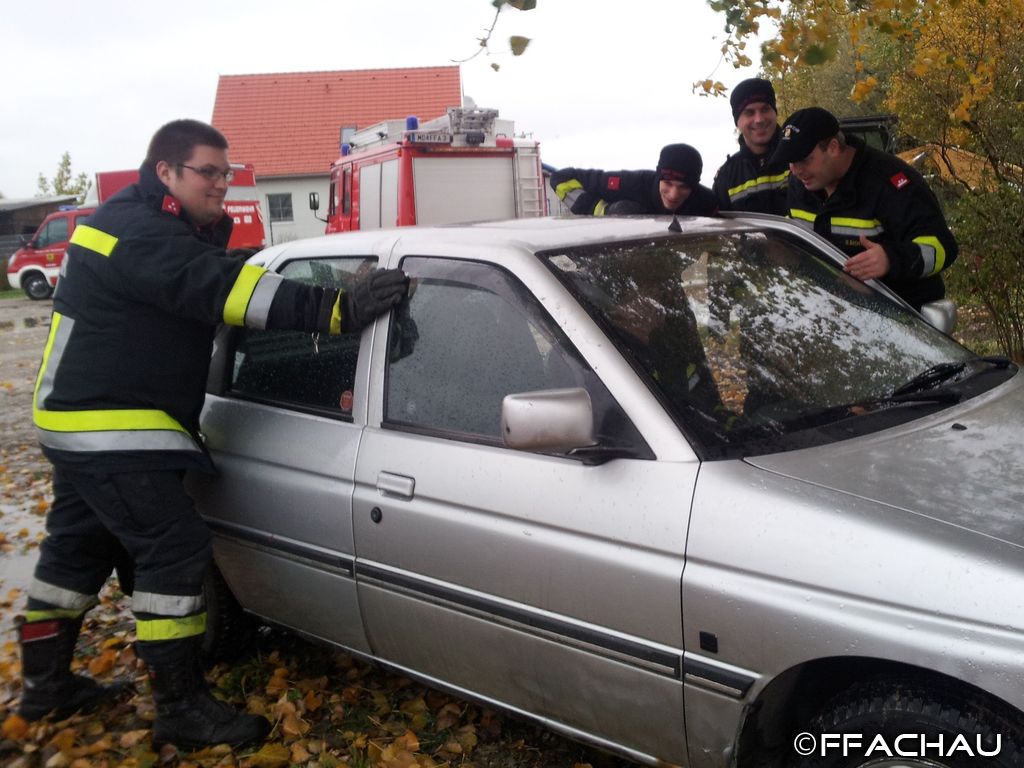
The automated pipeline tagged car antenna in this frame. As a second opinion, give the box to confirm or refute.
[668,216,682,232]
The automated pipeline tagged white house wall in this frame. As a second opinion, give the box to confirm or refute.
[256,175,331,246]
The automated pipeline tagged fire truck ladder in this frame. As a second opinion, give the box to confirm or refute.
[513,144,546,218]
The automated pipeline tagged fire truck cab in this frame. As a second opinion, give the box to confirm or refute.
[316,107,549,233]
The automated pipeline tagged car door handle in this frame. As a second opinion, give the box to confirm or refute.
[376,471,415,500]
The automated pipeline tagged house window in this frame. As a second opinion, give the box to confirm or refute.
[267,193,294,223]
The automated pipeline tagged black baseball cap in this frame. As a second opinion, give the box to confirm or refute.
[769,107,841,164]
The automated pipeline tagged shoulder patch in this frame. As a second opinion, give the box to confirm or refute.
[162,195,182,216]
[890,172,910,190]
[606,176,621,191]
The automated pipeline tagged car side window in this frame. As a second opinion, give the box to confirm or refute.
[38,217,69,248]
[228,256,376,418]
[385,257,649,455]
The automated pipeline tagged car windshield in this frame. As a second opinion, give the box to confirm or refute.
[544,230,996,458]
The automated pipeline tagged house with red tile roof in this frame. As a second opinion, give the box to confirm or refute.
[212,66,462,244]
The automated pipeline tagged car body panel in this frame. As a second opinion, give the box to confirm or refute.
[190,215,1024,767]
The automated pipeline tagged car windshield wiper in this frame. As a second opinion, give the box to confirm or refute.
[891,361,967,397]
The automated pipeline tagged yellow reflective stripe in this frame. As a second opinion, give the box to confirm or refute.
[34,313,63,407]
[914,235,946,274]
[34,406,189,434]
[790,208,817,222]
[69,224,118,257]
[223,264,268,326]
[594,199,609,216]
[727,171,790,197]
[25,609,86,623]
[554,179,583,200]
[136,613,207,641]
[330,293,343,335]
[831,216,882,229]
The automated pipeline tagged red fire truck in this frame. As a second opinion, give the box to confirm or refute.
[6,165,265,300]
[312,107,553,232]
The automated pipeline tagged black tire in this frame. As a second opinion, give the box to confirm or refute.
[791,678,1024,768]
[201,564,258,666]
[23,272,54,300]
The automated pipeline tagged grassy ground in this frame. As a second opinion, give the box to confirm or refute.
[0,290,24,301]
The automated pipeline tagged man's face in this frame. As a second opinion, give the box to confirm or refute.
[659,180,692,212]
[157,145,230,226]
[736,102,778,154]
[789,139,842,193]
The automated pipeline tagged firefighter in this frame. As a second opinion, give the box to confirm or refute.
[550,143,717,216]
[20,119,408,749]
[711,78,790,215]
[771,107,957,310]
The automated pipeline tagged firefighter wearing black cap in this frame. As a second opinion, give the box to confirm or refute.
[711,77,790,215]
[19,119,408,749]
[550,143,717,216]
[771,106,957,309]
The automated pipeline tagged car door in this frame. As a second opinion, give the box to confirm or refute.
[189,253,380,654]
[352,252,698,763]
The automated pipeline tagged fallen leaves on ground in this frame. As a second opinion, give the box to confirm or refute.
[0,589,625,768]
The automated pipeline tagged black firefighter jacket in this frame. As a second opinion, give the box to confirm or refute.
[550,167,718,216]
[712,128,790,215]
[34,166,348,474]
[787,137,958,310]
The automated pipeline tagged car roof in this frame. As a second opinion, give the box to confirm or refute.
[256,214,795,268]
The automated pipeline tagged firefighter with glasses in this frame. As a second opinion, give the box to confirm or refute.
[19,119,408,750]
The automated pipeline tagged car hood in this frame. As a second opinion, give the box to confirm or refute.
[745,372,1024,549]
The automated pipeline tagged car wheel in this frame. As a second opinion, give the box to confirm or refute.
[201,564,258,666]
[792,678,1023,768]
[23,272,54,300]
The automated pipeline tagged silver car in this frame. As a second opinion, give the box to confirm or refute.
[188,215,1024,768]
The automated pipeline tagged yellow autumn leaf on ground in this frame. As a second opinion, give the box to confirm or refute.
[2,713,29,740]
[120,729,150,748]
[434,702,461,731]
[394,729,420,752]
[36,499,49,513]
[302,688,322,712]
[48,726,78,752]
[244,742,291,768]
[456,724,478,753]
[265,666,290,696]
[17,527,29,538]
[87,648,118,676]
[281,711,310,738]
[72,735,113,756]
[289,741,312,763]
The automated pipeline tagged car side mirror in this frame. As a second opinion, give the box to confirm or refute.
[309,192,320,212]
[501,388,596,452]
[919,298,957,335]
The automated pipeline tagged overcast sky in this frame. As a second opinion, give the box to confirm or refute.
[2,0,771,199]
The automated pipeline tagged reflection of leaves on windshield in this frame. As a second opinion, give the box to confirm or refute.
[546,232,975,457]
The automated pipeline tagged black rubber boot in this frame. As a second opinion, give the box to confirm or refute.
[17,615,134,721]
[137,636,270,751]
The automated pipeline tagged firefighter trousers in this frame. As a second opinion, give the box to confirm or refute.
[28,466,212,641]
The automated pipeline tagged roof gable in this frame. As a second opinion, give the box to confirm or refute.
[213,66,462,178]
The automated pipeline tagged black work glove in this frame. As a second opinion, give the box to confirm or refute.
[344,268,409,331]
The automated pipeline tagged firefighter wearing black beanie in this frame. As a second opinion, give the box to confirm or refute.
[713,78,789,214]
[550,143,717,217]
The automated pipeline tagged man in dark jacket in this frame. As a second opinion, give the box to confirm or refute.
[771,107,957,309]
[550,143,717,216]
[19,120,407,750]
[712,78,790,215]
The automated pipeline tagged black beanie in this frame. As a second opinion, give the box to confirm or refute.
[656,144,703,186]
[730,78,777,123]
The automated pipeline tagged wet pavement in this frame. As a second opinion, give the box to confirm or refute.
[0,296,54,635]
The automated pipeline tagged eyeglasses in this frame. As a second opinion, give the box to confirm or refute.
[178,164,235,183]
